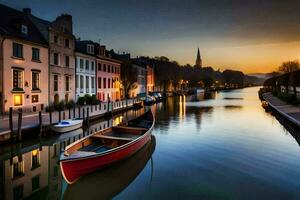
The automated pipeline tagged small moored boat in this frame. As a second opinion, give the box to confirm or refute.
[52,119,83,133]
[59,110,155,184]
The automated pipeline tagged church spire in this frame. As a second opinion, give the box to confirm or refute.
[195,48,202,68]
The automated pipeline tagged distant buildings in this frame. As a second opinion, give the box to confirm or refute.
[195,48,202,68]
[75,41,96,101]
[0,4,49,113]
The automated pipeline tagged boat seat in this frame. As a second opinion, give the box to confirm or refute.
[91,134,134,141]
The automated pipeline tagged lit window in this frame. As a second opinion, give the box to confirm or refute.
[14,94,23,106]
[31,149,40,169]
[13,69,23,91]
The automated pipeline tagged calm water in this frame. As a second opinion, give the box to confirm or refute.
[1,87,300,200]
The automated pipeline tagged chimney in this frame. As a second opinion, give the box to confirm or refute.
[23,8,31,15]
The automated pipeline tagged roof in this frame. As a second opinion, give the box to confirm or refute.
[0,3,48,46]
[75,40,95,56]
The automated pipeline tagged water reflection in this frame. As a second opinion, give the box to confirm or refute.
[63,135,156,200]
[0,108,146,200]
[2,87,300,200]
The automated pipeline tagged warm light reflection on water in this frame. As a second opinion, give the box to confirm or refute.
[1,87,300,200]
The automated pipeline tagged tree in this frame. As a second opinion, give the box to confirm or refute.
[120,61,138,98]
[278,60,299,73]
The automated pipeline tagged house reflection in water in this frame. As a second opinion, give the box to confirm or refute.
[1,144,62,200]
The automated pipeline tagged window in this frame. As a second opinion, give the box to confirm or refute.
[54,75,58,91]
[32,95,39,103]
[86,76,89,93]
[54,35,58,44]
[87,44,94,54]
[13,43,23,58]
[86,60,89,70]
[31,150,40,169]
[98,63,101,71]
[13,69,23,90]
[32,176,40,191]
[32,48,40,61]
[14,94,23,106]
[75,75,78,89]
[21,24,28,35]
[32,71,40,90]
[103,78,106,88]
[13,161,24,178]
[80,59,84,69]
[103,64,106,72]
[108,65,110,73]
[98,77,101,89]
[65,55,69,67]
[91,62,94,71]
[108,78,110,89]
[53,53,59,65]
[65,39,70,48]
[80,75,84,92]
[13,185,23,200]
[91,77,95,90]
[65,76,69,91]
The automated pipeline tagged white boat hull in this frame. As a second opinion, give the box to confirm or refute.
[52,120,83,133]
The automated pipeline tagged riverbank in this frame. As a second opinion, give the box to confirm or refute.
[262,92,300,128]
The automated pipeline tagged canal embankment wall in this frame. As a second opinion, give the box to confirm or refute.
[262,93,300,128]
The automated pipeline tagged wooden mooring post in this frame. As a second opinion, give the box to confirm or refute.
[49,110,52,125]
[73,106,76,119]
[87,107,90,127]
[9,107,13,138]
[17,108,22,142]
[59,110,61,122]
[38,111,42,135]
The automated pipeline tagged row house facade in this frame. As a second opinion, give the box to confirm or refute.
[75,41,96,101]
[95,45,121,102]
[28,10,76,105]
[0,4,49,113]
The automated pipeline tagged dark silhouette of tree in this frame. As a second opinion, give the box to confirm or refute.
[279,60,299,73]
[120,61,138,98]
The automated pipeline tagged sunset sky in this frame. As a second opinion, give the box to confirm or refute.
[1,0,300,73]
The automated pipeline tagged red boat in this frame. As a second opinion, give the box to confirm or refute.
[59,110,155,184]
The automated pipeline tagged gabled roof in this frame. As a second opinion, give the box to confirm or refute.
[75,40,95,56]
[0,4,48,46]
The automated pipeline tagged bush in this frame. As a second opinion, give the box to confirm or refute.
[77,96,86,106]
[66,100,75,109]
[54,100,65,111]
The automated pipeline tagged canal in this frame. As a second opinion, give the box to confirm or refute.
[1,86,300,200]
